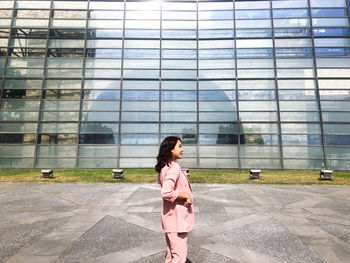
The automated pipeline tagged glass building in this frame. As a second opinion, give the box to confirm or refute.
[0,0,349,170]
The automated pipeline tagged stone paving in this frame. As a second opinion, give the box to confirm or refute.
[0,183,349,263]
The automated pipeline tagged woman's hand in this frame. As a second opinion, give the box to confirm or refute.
[183,196,192,208]
[177,192,192,207]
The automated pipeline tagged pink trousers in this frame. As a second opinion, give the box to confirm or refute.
[165,232,188,263]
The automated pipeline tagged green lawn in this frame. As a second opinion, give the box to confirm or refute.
[0,169,350,185]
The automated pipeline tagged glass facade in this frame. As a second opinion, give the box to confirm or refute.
[0,0,349,169]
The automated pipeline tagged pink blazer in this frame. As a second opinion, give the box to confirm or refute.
[158,161,194,233]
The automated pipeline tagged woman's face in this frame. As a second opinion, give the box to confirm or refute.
[171,140,183,160]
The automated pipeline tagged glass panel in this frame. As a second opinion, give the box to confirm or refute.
[79,146,118,157]
[321,101,350,111]
[199,59,234,69]
[42,101,80,111]
[243,134,279,145]
[312,18,349,27]
[199,80,235,90]
[0,123,37,133]
[0,134,36,144]
[277,68,314,78]
[36,158,75,168]
[162,91,196,101]
[161,123,196,134]
[84,80,120,89]
[0,158,34,168]
[199,123,238,134]
[235,1,270,10]
[0,111,39,121]
[273,9,308,18]
[236,10,270,19]
[238,90,275,100]
[38,134,77,144]
[240,146,280,158]
[45,59,82,70]
[276,58,314,68]
[320,90,350,100]
[322,112,350,122]
[85,69,121,78]
[324,124,350,134]
[41,112,79,122]
[86,58,122,68]
[120,134,158,144]
[199,101,236,111]
[284,159,325,169]
[325,135,350,146]
[311,0,346,8]
[162,101,196,111]
[280,112,319,122]
[37,146,77,157]
[45,80,81,89]
[77,158,118,168]
[79,134,118,144]
[241,123,278,134]
[280,101,318,111]
[120,158,157,168]
[121,123,159,133]
[279,90,316,100]
[199,134,239,145]
[237,59,274,68]
[162,112,196,122]
[5,80,42,89]
[7,58,45,67]
[282,135,322,145]
[162,81,196,90]
[120,146,158,157]
[199,146,238,158]
[40,123,78,133]
[273,0,308,8]
[124,59,159,69]
[236,20,272,29]
[44,90,80,100]
[328,160,350,170]
[241,159,282,169]
[83,90,120,100]
[0,146,35,157]
[122,101,159,111]
[283,146,324,158]
[199,112,236,122]
[278,80,315,89]
[81,112,119,122]
[122,112,158,122]
[80,123,118,133]
[237,69,275,78]
[281,123,321,134]
[326,147,350,159]
[1,100,40,110]
[238,80,275,89]
[123,91,158,101]
[239,101,276,111]
[82,101,119,111]
[199,91,235,101]
[199,158,239,169]
[239,112,278,122]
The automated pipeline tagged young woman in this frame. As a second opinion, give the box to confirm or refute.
[155,136,194,263]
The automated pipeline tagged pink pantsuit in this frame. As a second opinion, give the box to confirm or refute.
[158,161,194,263]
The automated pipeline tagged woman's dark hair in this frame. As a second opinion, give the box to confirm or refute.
[155,136,181,173]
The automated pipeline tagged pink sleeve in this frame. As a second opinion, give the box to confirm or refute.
[161,164,179,202]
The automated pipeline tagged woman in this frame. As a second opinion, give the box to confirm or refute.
[155,136,194,263]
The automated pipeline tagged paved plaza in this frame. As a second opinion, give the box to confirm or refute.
[0,182,349,263]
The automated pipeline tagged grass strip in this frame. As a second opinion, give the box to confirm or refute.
[0,169,349,185]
